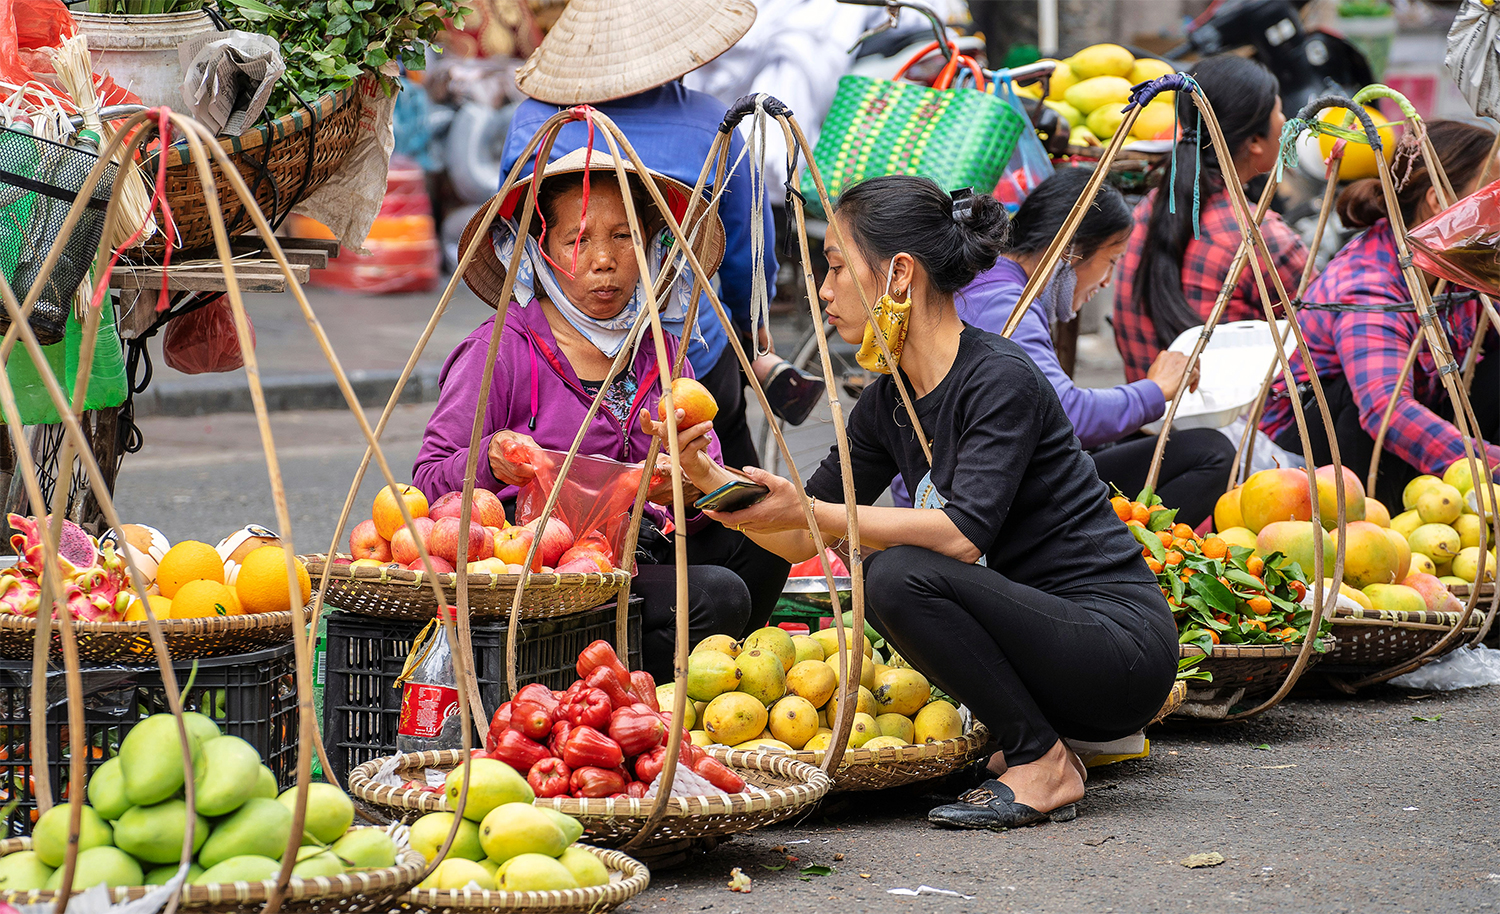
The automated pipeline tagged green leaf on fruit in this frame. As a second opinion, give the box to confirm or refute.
[1146,509,1178,533]
[1131,524,1164,561]
[1188,574,1237,614]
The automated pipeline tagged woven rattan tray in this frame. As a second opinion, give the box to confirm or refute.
[1178,636,1335,698]
[348,748,831,860]
[1151,680,1188,724]
[1321,605,1482,670]
[0,826,423,913]
[0,609,298,663]
[398,845,648,913]
[146,86,360,256]
[782,723,988,793]
[304,555,628,621]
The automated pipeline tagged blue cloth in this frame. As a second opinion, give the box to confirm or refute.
[498,84,779,375]
[957,258,1166,450]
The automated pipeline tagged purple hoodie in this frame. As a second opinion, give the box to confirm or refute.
[957,257,1166,449]
[413,299,722,505]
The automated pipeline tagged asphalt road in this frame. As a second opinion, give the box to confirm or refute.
[113,407,1499,913]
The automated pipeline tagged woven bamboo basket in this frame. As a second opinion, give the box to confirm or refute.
[1445,582,1495,601]
[302,555,627,621]
[0,827,424,913]
[348,749,831,866]
[143,86,361,256]
[780,723,988,793]
[398,845,649,914]
[0,609,299,663]
[1151,681,1188,724]
[1178,636,1336,699]
[1320,605,1482,670]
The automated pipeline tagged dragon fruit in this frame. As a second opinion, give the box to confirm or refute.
[1,515,130,621]
[0,575,40,616]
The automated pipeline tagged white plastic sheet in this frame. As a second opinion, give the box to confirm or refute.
[1390,644,1500,690]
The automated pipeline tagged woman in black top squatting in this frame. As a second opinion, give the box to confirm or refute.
[640,175,1178,829]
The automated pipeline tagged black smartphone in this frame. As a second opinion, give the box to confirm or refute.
[693,479,771,513]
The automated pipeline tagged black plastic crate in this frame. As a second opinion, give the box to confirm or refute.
[0,643,298,836]
[321,601,641,785]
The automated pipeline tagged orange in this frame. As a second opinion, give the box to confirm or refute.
[1201,537,1228,559]
[372,484,429,541]
[1157,531,1173,548]
[658,377,719,429]
[125,594,172,621]
[235,545,311,613]
[1171,523,1195,539]
[1245,619,1268,632]
[1110,496,1132,522]
[156,541,224,598]
[1130,504,1150,524]
[1164,550,1184,566]
[1246,556,1265,577]
[170,580,239,618]
[1247,596,1274,615]
[1145,559,1163,574]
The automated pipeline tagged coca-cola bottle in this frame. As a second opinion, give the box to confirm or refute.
[395,607,463,754]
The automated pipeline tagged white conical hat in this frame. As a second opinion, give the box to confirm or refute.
[515,0,756,105]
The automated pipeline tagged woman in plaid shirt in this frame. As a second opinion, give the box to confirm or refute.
[1260,120,1500,510]
[1114,55,1308,383]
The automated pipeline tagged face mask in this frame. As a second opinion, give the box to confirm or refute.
[1040,259,1079,325]
[856,259,912,375]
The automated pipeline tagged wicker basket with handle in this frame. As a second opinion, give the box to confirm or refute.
[399,845,649,914]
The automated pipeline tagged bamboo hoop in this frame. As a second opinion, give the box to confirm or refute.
[995,74,1343,721]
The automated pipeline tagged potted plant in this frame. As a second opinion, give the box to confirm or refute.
[72,1,216,110]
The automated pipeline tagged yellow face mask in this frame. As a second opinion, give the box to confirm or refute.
[856,259,911,375]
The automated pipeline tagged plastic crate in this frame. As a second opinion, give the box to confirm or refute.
[0,643,297,836]
[321,601,641,785]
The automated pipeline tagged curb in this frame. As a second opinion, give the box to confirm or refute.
[132,367,444,418]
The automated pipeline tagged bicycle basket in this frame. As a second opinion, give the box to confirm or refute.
[0,127,117,346]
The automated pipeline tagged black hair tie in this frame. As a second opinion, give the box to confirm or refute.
[950,187,974,223]
[1178,129,1200,145]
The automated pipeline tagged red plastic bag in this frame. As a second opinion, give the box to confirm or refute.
[15,0,72,49]
[1409,178,1500,296]
[515,447,647,570]
[788,549,849,579]
[162,296,256,375]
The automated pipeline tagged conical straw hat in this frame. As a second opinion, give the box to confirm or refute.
[459,148,726,311]
[515,0,757,105]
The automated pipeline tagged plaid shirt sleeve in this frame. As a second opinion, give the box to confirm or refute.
[1112,197,1157,383]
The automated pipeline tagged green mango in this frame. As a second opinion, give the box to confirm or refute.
[120,714,204,807]
[44,846,142,890]
[276,782,353,845]
[0,850,54,890]
[32,804,112,868]
[197,797,292,869]
[144,863,204,885]
[113,800,210,865]
[499,853,577,891]
[194,736,262,817]
[181,712,221,745]
[477,804,566,865]
[557,846,609,888]
[291,845,345,878]
[193,855,279,885]
[87,757,130,821]
[329,829,397,869]
[251,766,279,799]
[535,808,584,846]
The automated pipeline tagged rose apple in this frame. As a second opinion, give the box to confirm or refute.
[390,517,436,565]
[349,519,391,562]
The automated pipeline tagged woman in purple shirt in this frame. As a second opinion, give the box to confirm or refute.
[414,150,789,678]
[958,170,1234,527]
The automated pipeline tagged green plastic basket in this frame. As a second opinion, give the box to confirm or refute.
[800,74,1028,218]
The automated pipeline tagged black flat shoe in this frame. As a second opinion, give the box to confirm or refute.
[927,780,1078,831]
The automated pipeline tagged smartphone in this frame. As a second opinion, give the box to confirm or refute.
[693,479,771,513]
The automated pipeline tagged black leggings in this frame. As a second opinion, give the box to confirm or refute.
[1088,428,1236,528]
[1274,345,1500,510]
[863,545,1178,767]
[632,519,791,681]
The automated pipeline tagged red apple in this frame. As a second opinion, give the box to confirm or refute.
[430,516,494,565]
[523,517,574,567]
[558,544,613,572]
[569,531,615,564]
[429,492,464,522]
[391,517,436,565]
[470,488,507,528]
[350,519,391,562]
[494,526,536,569]
[406,555,455,574]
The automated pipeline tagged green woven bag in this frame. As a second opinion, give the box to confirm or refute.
[800,74,1027,219]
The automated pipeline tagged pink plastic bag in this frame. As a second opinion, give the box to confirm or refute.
[515,447,648,570]
[1409,177,1500,295]
[162,296,255,374]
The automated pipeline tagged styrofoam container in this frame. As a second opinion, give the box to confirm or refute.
[1142,320,1296,434]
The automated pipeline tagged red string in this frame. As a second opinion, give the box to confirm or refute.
[534,105,598,280]
[90,107,179,315]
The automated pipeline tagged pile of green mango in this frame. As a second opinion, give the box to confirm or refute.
[411,758,609,892]
[0,712,398,892]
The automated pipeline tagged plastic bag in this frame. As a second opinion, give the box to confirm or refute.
[1388,644,1500,690]
[515,447,648,570]
[162,295,255,375]
[1408,177,1500,294]
[2,297,128,426]
[1446,0,1500,120]
[986,73,1056,214]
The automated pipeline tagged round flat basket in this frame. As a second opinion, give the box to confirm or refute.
[0,609,299,663]
[348,749,831,866]
[1178,636,1335,699]
[1445,582,1495,601]
[780,723,988,793]
[304,555,628,621]
[0,827,424,913]
[1151,680,1188,724]
[1321,605,1482,671]
[399,845,648,914]
[145,86,361,256]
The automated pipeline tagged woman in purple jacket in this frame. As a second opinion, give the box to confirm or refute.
[957,170,1234,527]
[414,150,790,678]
